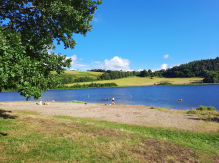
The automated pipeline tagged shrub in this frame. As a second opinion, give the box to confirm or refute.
[157,82,172,85]
[196,105,207,111]
[196,105,216,111]
[187,110,196,114]
[207,106,216,111]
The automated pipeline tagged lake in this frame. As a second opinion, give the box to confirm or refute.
[0,85,219,111]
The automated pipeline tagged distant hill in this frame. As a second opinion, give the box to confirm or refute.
[156,57,219,83]
[51,70,104,84]
[158,57,219,78]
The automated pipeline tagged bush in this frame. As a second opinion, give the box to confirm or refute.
[196,105,207,111]
[207,106,216,111]
[196,105,216,111]
[187,110,196,114]
[157,82,172,85]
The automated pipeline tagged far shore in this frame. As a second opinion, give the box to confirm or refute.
[1,101,219,133]
[1,82,219,93]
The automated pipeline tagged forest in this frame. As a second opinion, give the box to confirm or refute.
[157,57,219,83]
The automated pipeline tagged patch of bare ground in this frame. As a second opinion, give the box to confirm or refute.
[2,102,219,133]
[130,138,219,162]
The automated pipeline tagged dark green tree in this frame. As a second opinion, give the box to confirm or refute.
[148,69,152,74]
[0,0,101,100]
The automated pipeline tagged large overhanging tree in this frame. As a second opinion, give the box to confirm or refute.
[0,0,101,100]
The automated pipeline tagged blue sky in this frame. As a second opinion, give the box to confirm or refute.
[4,0,219,71]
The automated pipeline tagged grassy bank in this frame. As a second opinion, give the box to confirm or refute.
[0,109,219,162]
[51,70,104,80]
[65,76,205,87]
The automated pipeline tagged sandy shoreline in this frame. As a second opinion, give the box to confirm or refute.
[1,101,218,133]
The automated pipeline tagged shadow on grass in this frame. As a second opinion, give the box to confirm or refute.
[0,132,8,136]
[0,109,17,119]
[188,117,204,121]
[188,117,219,123]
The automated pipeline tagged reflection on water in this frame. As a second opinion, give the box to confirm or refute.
[0,85,219,111]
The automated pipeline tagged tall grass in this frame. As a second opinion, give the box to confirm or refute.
[187,106,219,122]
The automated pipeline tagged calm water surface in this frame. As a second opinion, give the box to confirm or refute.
[0,85,219,111]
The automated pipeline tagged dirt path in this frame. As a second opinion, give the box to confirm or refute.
[1,102,218,133]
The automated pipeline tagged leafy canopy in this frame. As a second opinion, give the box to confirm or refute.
[0,0,101,100]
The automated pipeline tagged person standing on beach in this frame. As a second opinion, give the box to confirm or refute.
[112,97,115,104]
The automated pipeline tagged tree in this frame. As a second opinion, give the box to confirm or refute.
[0,0,102,100]
[139,69,149,77]
[148,69,152,74]
[203,72,219,83]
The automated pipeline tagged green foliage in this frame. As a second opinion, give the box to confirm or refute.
[139,69,150,77]
[155,57,219,80]
[203,71,219,83]
[196,106,216,111]
[155,82,172,86]
[187,107,219,122]
[70,82,118,89]
[99,71,139,80]
[56,82,118,89]
[0,0,102,100]
[187,110,197,114]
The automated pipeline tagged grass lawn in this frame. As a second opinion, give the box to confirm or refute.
[51,70,104,80]
[0,109,219,162]
[66,76,204,87]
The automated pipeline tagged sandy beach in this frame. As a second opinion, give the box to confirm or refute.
[1,101,218,133]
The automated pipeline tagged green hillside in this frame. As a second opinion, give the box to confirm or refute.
[66,76,205,87]
[51,70,104,79]
[51,70,104,84]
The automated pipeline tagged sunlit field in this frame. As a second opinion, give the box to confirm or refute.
[51,71,104,79]
[65,76,204,87]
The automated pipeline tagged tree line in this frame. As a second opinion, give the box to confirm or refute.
[156,57,219,83]
[99,70,140,80]
[57,82,118,89]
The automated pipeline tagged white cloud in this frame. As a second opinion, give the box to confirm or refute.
[138,69,143,72]
[104,56,131,71]
[66,54,77,64]
[66,54,89,69]
[153,63,168,71]
[163,54,169,59]
[161,63,168,70]
[92,56,131,71]
[92,61,102,64]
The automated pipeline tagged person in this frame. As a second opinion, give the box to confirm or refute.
[112,97,115,104]
[104,98,106,100]
[39,99,42,105]
[107,98,109,101]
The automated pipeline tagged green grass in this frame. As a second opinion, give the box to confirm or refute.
[1,109,219,162]
[66,76,205,87]
[187,107,219,122]
[51,70,104,80]
[56,116,219,151]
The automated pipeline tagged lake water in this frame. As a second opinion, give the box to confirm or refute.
[0,85,219,111]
